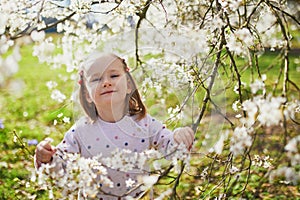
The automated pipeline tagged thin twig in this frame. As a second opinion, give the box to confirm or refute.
[192,26,226,133]
[134,0,152,67]
[12,130,34,159]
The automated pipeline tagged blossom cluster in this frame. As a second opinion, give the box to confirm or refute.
[269,135,300,185]
[218,0,242,12]
[252,154,272,169]
[269,166,299,185]
[285,135,300,167]
[226,77,300,185]
[32,144,190,199]
[230,126,252,156]
[241,94,286,127]
[228,77,299,156]
[33,153,112,199]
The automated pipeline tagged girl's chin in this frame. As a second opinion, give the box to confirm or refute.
[95,98,126,106]
[96,100,113,106]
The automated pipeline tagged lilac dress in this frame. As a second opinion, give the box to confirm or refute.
[53,114,176,199]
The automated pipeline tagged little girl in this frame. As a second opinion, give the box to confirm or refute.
[35,52,194,199]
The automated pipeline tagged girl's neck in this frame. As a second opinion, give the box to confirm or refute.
[98,111,124,123]
[97,104,127,123]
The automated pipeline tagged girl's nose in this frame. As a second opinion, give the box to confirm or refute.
[102,78,112,88]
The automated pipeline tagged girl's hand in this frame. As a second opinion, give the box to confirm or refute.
[173,127,195,150]
[35,138,56,166]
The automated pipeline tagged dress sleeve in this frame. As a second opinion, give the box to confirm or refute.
[147,115,177,155]
[56,125,81,154]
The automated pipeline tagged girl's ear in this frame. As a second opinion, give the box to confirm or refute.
[126,78,132,94]
[85,91,93,103]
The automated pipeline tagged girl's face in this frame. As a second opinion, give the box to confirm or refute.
[84,55,131,109]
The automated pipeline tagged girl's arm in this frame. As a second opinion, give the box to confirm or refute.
[147,115,194,154]
[34,125,80,170]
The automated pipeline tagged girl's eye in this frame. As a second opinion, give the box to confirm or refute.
[91,77,101,82]
[111,74,119,78]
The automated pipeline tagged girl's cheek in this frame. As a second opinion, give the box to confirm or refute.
[87,83,97,91]
[91,87,98,95]
[86,86,95,97]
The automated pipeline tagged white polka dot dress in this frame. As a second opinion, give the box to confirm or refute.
[54,114,176,199]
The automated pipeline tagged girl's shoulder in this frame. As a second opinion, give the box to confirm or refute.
[70,116,97,132]
[134,113,164,127]
[132,113,151,123]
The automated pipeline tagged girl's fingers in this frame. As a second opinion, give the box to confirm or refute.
[38,147,55,160]
[174,127,195,149]
[179,134,189,147]
[181,127,194,146]
[35,139,56,163]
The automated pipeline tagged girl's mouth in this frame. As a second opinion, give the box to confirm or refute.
[101,90,115,95]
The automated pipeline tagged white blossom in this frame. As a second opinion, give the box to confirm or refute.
[256,95,285,127]
[241,89,286,127]
[49,189,54,199]
[63,116,70,124]
[152,160,162,171]
[284,100,299,120]
[233,82,246,94]
[3,54,19,76]
[46,81,58,90]
[229,166,239,174]
[253,155,273,169]
[51,89,67,103]
[32,39,55,63]
[200,167,208,180]
[218,0,242,12]
[226,33,244,56]
[232,100,241,112]
[250,79,265,94]
[242,99,258,126]
[0,13,8,34]
[211,130,228,155]
[30,30,46,42]
[226,27,255,56]
[285,136,299,153]
[154,188,172,200]
[269,167,300,185]
[125,178,135,188]
[33,144,190,198]
[7,79,25,97]
[285,136,300,166]
[139,175,159,191]
[23,111,28,117]
[230,126,252,156]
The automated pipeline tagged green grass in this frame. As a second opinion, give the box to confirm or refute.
[0,44,74,199]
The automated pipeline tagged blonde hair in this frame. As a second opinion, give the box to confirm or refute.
[78,52,146,122]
